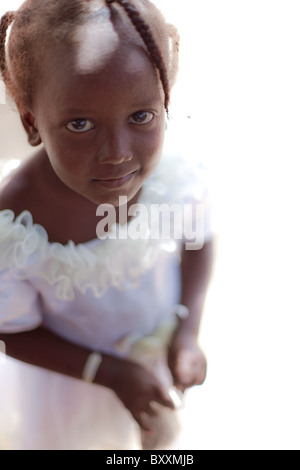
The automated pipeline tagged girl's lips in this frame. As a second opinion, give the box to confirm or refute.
[91,171,137,188]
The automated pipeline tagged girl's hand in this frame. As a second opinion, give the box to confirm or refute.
[111,359,175,432]
[168,335,207,393]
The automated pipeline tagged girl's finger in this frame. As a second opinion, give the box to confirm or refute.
[145,403,158,417]
[132,410,153,433]
[155,388,176,410]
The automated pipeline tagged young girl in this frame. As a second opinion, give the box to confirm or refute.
[0,0,213,450]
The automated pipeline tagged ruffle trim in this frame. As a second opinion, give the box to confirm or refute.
[0,151,208,301]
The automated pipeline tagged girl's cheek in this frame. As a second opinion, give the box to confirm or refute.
[148,129,165,160]
[46,133,90,165]
[140,122,165,155]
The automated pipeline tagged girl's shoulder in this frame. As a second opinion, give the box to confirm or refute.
[0,150,101,245]
[0,150,44,217]
[0,149,73,243]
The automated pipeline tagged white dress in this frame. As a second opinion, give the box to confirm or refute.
[0,137,212,450]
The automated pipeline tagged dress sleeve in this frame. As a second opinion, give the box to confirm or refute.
[0,269,42,333]
[182,187,213,250]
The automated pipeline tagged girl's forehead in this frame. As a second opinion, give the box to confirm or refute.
[37,43,162,110]
[48,42,155,82]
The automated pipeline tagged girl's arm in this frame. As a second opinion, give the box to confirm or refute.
[0,328,174,431]
[168,239,214,391]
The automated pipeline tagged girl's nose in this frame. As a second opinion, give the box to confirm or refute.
[97,129,133,164]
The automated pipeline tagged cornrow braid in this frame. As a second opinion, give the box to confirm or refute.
[0,11,15,78]
[106,0,170,113]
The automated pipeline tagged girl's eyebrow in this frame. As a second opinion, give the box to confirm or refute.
[131,94,164,108]
[60,99,162,117]
[57,108,97,121]
[61,107,92,115]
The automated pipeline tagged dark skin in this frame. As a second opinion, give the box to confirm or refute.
[0,42,214,432]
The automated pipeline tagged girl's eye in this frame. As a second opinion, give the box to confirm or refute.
[66,119,95,133]
[129,111,155,125]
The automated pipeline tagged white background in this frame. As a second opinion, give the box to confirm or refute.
[1,0,300,450]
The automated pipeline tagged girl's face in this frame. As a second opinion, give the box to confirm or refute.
[30,44,166,207]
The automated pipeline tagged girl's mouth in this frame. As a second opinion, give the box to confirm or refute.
[91,171,138,189]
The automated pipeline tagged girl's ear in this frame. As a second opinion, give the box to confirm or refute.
[21,112,42,147]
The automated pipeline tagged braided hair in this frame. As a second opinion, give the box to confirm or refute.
[105,0,170,112]
[0,0,179,113]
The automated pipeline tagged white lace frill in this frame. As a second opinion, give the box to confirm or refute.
[0,151,209,302]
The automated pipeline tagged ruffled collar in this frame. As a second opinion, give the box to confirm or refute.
[0,149,205,301]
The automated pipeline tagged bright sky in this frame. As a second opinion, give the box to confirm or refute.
[1,0,300,450]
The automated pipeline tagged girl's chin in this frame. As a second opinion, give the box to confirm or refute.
[86,186,143,208]
[84,172,143,207]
